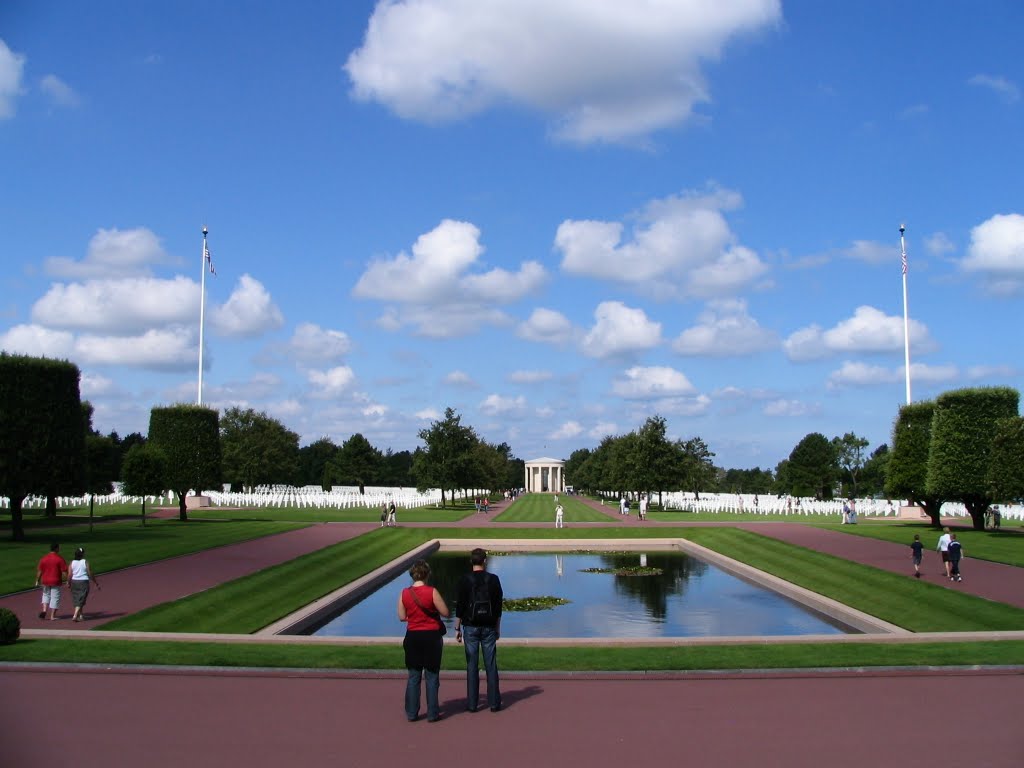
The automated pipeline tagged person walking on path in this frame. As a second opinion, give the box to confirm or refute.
[68,547,101,622]
[454,548,503,713]
[910,534,923,578]
[638,494,648,521]
[948,534,964,582]
[937,527,953,578]
[554,502,564,529]
[36,542,68,621]
[387,500,397,527]
[397,559,450,722]
[380,502,388,528]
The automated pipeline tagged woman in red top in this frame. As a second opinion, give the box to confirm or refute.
[397,559,450,722]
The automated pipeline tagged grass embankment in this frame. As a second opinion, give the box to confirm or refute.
[494,494,612,523]
[3,638,1024,670]
[0,519,306,595]
[98,527,1024,635]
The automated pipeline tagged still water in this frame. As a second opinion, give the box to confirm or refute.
[310,551,849,638]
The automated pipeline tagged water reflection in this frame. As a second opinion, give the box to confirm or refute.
[309,551,848,638]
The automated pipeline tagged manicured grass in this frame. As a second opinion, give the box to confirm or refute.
[647,509,848,523]
[3,638,1023,671]
[809,521,1024,568]
[0,519,306,595]
[494,494,612,523]
[99,526,1024,635]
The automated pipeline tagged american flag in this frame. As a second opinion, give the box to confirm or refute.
[204,244,216,275]
[901,250,907,275]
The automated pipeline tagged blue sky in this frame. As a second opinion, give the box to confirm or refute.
[1,1,1021,470]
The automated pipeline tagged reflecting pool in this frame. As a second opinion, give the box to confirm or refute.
[309,551,850,638]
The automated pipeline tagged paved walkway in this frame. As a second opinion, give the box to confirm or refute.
[2,665,1021,767]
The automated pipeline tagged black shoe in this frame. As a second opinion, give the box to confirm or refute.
[38,611,46,619]
[490,705,502,712]
[914,572,920,578]
[465,706,477,713]
[427,715,441,723]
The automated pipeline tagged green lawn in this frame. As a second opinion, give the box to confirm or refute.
[187,505,474,524]
[3,638,1023,671]
[494,494,612,523]
[0,519,306,595]
[808,520,1024,568]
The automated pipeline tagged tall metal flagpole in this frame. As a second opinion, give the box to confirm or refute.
[900,224,911,405]
[197,225,208,405]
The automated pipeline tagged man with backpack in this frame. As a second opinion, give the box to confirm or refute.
[454,548,503,713]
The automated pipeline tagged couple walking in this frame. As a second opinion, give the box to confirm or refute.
[397,547,503,722]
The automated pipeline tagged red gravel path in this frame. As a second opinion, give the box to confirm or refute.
[1,666,1021,767]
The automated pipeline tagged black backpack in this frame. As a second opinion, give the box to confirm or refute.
[468,572,494,623]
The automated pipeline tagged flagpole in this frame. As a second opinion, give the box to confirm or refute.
[900,224,911,405]
[198,225,208,405]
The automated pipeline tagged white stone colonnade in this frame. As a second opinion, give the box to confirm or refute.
[524,457,565,494]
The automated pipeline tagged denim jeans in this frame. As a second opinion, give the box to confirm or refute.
[405,666,440,720]
[463,625,500,710]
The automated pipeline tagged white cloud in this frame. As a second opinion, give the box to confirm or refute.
[581,301,661,358]
[517,308,574,344]
[763,399,816,417]
[416,408,442,420]
[287,323,351,362]
[211,274,285,338]
[966,364,1017,380]
[653,393,712,417]
[444,370,476,386]
[353,219,544,336]
[75,328,197,370]
[961,213,1024,294]
[0,324,75,358]
[345,0,781,144]
[589,421,618,439]
[672,299,776,356]
[556,188,767,298]
[480,393,527,415]
[32,276,198,334]
[968,74,1020,103]
[508,369,553,384]
[40,74,79,107]
[80,372,120,398]
[307,366,356,398]
[783,306,933,361]
[550,421,583,440]
[842,240,897,265]
[611,366,695,399]
[0,39,26,119]
[45,227,167,279]
[827,361,959,389]
[924,232,955,256]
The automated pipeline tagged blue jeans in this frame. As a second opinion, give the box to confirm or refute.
[405,667,440,721]
[463,625,500,710]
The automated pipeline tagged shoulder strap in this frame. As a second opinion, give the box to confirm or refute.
[408,585,440,617]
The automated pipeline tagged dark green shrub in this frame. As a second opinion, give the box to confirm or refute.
[0,607,21,644]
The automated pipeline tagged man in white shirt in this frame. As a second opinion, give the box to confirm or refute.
[936,527,952,578]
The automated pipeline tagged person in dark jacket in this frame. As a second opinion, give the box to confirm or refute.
[454,548,503,713]
[948,534,964,582]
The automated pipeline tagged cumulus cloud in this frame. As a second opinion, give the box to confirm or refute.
[581,301,661,358]
[287,323,352,362]
[589,421,618,439]
[344,0,781,144]
[307,366,356,398]
[211,274,285,338]
[556,188,768,298]
[672,299,776,356]
[444,370,476,387]
[828,361,959,389]
[40,74,79,107]
[45,227,168,279]
[75,328,197,370]
[924,232,956,256]
[480,393,527,416]
[968,74,1020,103]
[550,421,583,440]
[416,408,442,420]
[508,369,552,384]
[517,308,574,344]
[611,366,695,399]
[783,306,934,361]
[80,372,120,398]
[0,39,26,119]
[841,240,898,265]
[353,219,544,336]
[32,276,199,334]
[966,364,1017,380]
[0,323,75,358]
[763,399,816,417]
[961,213,1024,295]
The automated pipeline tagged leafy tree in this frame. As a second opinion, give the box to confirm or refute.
[678,437,717,500]
[329,433,382,493]
[412,407,478,507]
[109,431,146,483]
[772,458,791,495]
[148,405,222,521]
[787,432,837,499]
[832,431,869,497]
[0,353,85,541]
[563,448,591,490]
[858,444,890,498]
[298,437,338,489]
[220,407,300,491]
[988,416,1024,503]
[631,416,677,502]
[719,467,774,494]
[927,387,1019,530]
[378,448,415,488]
[885,402,944,527]
[120,444,167,526]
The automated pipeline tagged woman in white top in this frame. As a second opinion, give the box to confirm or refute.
[69,547,100,622]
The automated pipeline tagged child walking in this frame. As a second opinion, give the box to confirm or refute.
[910,534,923,578]
[948,533,963,582]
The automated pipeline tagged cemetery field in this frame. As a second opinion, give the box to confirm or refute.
[493,494,611,523]
[2,637,1023,671]
[186,505,474,524]
[811,521,1024,568]
[100,526,1024,635]
[0,519,306,595]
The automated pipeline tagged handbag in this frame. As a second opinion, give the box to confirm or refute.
[408,586,447,635]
